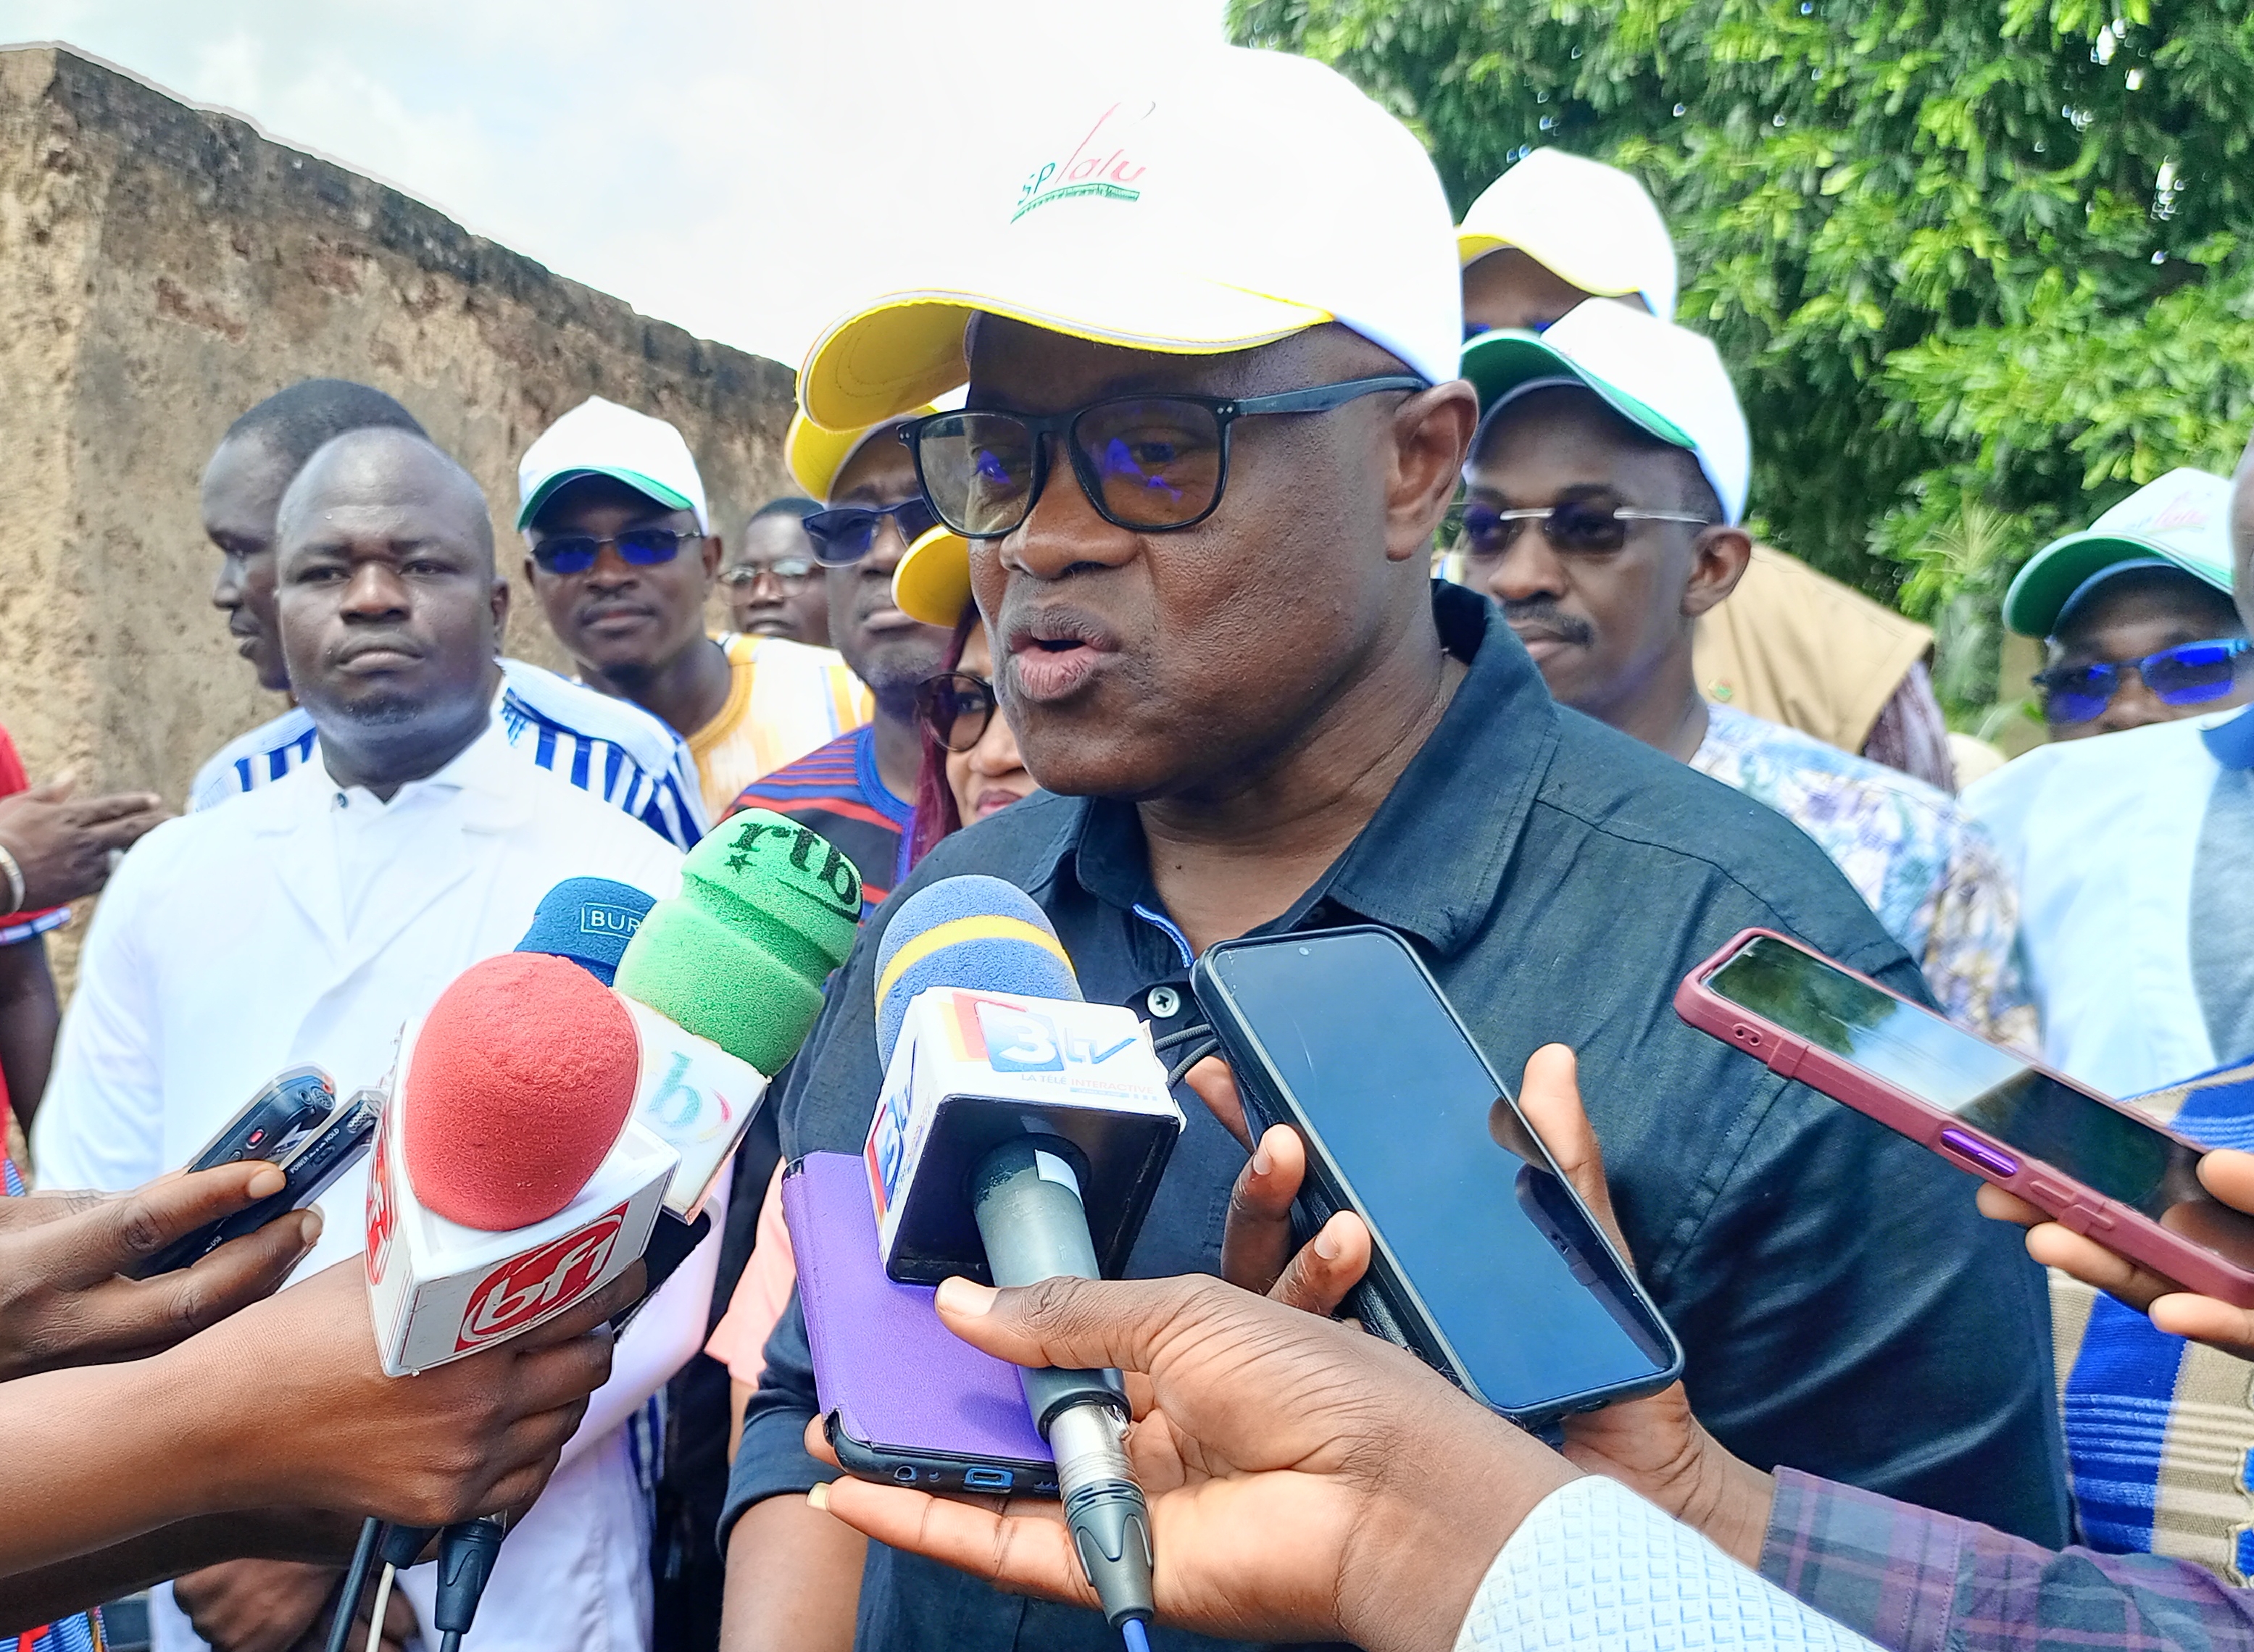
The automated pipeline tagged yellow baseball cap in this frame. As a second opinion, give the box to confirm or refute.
[783,406,975,627]
[796,48,1461,433]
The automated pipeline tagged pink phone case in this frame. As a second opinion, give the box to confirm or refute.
[1676,927,2254,1309]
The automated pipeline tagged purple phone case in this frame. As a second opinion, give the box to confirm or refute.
[784,1152,1052,1466]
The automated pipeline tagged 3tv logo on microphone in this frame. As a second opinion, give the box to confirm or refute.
[456,1204,628,1352]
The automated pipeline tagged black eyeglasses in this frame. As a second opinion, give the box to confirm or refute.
[1456,499,1713,559]
[2034,638,2251,725]
[899,375,1426,539]
[720,557,818,588]
[529,527,702,576]
[915,671,998,753]
[802,500,941,566]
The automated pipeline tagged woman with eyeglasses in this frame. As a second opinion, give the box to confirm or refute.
[907,616,1038,864]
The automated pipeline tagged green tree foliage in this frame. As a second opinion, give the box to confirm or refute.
[1229,0,2254,719]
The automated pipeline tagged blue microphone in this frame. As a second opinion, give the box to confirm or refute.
[510,877,654,986]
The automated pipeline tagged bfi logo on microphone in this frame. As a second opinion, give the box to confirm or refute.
[456,1205,628,1351]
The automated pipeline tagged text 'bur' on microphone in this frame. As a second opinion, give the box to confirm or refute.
[863,875,1184,1286]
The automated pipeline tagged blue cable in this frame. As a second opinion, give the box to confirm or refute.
[1121,1616,1152,1652]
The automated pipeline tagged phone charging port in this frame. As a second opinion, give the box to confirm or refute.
[962,1467,1013,1492]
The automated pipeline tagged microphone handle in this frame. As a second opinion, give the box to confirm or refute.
[971,1137,1155,1632]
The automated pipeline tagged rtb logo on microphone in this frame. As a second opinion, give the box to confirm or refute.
[455,1203,628,1351]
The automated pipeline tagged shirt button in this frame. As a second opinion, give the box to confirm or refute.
[1145,986,1181,1019]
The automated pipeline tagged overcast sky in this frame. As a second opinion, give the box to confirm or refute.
[1,0,1228,367]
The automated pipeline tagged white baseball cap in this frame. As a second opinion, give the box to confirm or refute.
[1457,149,1679,321]
[797,47,1462,431]
[2003,467,2237,637]
[517,396,710,533]
[1461,300,1750,524]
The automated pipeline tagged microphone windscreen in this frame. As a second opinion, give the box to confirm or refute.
[873,875,1081,1067]
[612,809,861,1075]
[513,877,657,987]
[403,953,640,1231]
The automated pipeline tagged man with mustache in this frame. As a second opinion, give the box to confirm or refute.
[36,428,710,1652]
[520,398,867,822]
[1460,300,2029,1042]
[718,48,2063,1652]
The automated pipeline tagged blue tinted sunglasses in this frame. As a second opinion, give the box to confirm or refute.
[2034,637,2251,725]
[530,527,699,576]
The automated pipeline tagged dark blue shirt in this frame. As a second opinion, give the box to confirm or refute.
[728,582,2068,1652]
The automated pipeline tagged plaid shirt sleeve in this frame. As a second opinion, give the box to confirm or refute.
[1760,1467,2254,1652]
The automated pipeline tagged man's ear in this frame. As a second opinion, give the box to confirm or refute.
[490,576,511,642]
[701,532,725,588]
[1386,382,1481,564]
[1682,525,1753,620]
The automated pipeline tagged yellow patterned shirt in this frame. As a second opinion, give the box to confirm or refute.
[687,634,870,819]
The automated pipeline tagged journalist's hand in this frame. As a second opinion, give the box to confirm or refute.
[0,1163,318,1379]
[1977,1150,2254,1361]
[0,773,167,907]
[167,1257,639,1528]
[812,1270,1576,1652]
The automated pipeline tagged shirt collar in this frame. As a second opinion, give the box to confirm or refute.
[1046,581,1557,958]
[2200,701,2254,769]
[309,713,533,831]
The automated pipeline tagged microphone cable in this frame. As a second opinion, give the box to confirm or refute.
[323,1518,383,1652]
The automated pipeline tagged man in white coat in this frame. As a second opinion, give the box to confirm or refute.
[36,427,707,1652]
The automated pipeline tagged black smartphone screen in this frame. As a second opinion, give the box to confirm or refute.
[1708,935,2254,1260]
[1202,930,1676,1415]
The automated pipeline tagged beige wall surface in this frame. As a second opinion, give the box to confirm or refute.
[0,43,799,812]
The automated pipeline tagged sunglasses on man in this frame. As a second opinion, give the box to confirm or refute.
[528,527,702,577]
[801,500,940,565]
[2034,637,2252,725]
[1455,499,1713,560]
[897,375,1425,539]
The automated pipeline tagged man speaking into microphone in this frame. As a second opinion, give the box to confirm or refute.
[723,46,2063,1652]
[35,429,695,1652]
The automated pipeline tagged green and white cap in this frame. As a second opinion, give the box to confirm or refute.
[2003,467,2236,638]
[1460,299,1750,524]
[516,396,710,533]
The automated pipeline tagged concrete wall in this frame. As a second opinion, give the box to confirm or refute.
[0,43,798,817]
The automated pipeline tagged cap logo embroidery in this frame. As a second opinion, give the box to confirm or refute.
[1013,101,1152,223]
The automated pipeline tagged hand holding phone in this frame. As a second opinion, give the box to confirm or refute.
[0,1164,320,1378]
[1192,925,1684,1424]
[1677,930,2254,1309]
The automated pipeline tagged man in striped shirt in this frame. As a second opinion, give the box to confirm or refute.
[188,380,707,848]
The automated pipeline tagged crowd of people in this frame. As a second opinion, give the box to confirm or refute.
[3,38,2254,1652]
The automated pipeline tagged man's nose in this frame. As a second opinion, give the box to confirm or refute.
[1478,531,1570,606]
[584,542,639,586]
[1005,438,1136,583]
[340,561,412,618]
[2096,668,2170,733]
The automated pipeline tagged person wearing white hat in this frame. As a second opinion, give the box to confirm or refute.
[520,396,868,820]
[1965,455,2254,1099]
[1456,147,1679,335]
[720,44,2065,1652]
[1460,300,2031,1046]
[2000,468,2250,741]
[1457,151,1959,792]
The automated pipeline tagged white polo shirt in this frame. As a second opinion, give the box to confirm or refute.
[1964,705,2254,1098]
[36,722,704,1652]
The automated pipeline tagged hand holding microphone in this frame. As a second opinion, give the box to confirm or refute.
[859,876,1186,1640]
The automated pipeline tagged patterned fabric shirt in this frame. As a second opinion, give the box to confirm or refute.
[686,634,870,822]
[1692,704,2034,1046]
[1760,1465,2254,1652]
[188,657,707,849]
[1458,1474,1876,1651]
[724,725,911,919]
[2053,1054,2254,1583]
